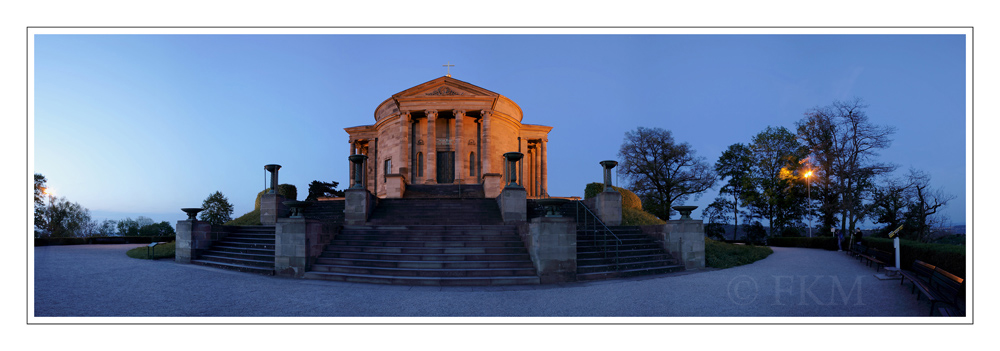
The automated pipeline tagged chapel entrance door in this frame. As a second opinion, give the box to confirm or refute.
[437,151,455,183]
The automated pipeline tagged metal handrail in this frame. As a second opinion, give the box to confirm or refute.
[574,201,622,270]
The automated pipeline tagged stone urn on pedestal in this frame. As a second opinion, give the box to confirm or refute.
[503,152,524,188]
[672,205,698,220]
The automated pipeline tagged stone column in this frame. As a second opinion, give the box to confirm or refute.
[480,110,492,176]
[540,139,547,197]
[348,140,355,188]
[399,111,410,178]
[425,110,438,184]
[454,110,465,184]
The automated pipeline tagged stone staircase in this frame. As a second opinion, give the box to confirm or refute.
[304,190,538,285]
[191,225,276,275]
[527,199,684,281]
[304,224,539,285]
[576,225,684,280]
[302,199,345,224]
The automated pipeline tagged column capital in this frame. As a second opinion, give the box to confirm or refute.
[425,109,438,118]
[399,110,411,120]
[453,109,466,116]
[480,109,493,118]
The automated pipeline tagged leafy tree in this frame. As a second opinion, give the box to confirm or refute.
[744,126,809,236]
[714,143,753,239]
[305,180,345,201]
[97,219,118,236]
[617,127,716,220]
[797,98,895,236]
[704,197,734,241]
[200,191,234,225]
[34,173,49,231]
[117,218,141,236]
[139,221,176,236]
[870,176,912,237]
[37,196,92,238]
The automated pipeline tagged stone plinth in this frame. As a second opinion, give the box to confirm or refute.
[499,186,527,223]
[641,220,705,270]
[593,191,623,226]
[259,193,287,225]
[385,174,406,198]
[526,217,577,283]
[175,220,220,264]
[482,173,503,198]
[345,188,373,225]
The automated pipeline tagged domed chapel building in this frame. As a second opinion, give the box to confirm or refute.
[345,76,552,198]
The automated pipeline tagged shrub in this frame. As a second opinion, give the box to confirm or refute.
[584,182,642,209]
[622,207,665,226]
[705,238,773,269]
[862,237,965,279]
[253,184,297,209]
[227,184,298,226]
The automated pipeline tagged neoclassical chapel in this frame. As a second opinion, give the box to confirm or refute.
[345,76,552,198]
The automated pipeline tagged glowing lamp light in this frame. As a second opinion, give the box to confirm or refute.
[804,170,813,178]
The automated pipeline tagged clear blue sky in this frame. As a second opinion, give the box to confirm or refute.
[32,33,968,228]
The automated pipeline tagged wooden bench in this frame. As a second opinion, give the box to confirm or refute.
[858,248,891,272]
[912,267,964,316]
[900,260,935,294]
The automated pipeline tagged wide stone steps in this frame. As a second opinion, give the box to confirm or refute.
[191,226,276,276]
[575,223,683,280]
[303,271,540,286]
[303,200,346,223]
[307,222,539,286]
[369,198,503,225]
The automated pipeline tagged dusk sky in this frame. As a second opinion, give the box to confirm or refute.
[31,31,969,229]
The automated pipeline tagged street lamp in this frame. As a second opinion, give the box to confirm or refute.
[804,170,812,238]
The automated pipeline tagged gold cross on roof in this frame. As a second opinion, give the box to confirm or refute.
[443,61,454,77]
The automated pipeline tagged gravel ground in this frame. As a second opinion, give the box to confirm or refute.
[33,244,938,317]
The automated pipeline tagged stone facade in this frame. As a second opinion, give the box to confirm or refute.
[345,76,552,198]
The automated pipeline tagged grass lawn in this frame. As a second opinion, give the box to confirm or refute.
[705,238,773,269]
[125,241,175,260]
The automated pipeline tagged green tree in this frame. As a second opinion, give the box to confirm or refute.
[704,197,734,241]
[38,196,92,238]
[617,127,716,220]
[34,173,48,231]
[200,191,234,225]
[139,221,176,236]
[745,126,809,237]
[97,219,117,236]
[117,218,141,236]
[305,180,345,201]
[714,143,753,239]
[901,169,955,242]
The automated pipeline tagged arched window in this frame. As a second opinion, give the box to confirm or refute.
[417,152,424,177]
[384,159,391,182]
[470,152,476,177]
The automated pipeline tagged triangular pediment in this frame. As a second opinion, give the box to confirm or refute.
[392,76,500,98]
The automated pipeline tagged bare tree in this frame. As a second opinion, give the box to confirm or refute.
[904,169,955,242]
[617,127,716,220]
[797,98,895,235]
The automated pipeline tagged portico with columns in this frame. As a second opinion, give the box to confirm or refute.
[345,76,552,198]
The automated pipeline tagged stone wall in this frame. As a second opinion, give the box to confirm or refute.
[524,217,577,283]
[175,220,226,264]
[640,220,706,270]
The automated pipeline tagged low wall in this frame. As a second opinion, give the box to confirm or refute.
[523,217,577,283]
[34,236,177,246]
[640,220,705,270]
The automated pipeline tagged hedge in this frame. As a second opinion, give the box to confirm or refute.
[767,237,840,251]
[34,236,176,246]
[862,237,966,279]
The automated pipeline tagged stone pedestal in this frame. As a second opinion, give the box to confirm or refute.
[594,191,622,226]
[259,193,287,225]
[526,217,577,283]
[499,186,527,223]
[641,220,705,270]
[274,217,331,278]
[175,220,218,264]
[385,174,406,198]
[483,173,503,198]
[345,188,373,225]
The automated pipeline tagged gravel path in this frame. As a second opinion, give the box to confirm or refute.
[33,244,935,317]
